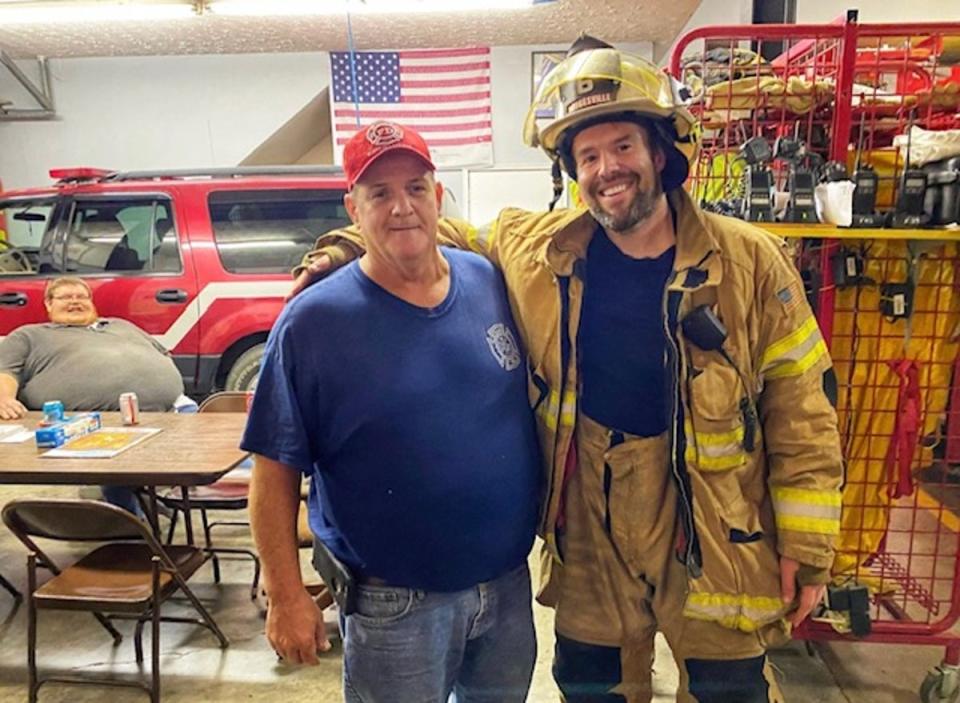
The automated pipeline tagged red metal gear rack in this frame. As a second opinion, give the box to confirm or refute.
[671,12,960,702]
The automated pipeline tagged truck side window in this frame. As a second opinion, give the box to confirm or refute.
[209,189,349,274]
[65,199,181,274]
[0,199,56,275]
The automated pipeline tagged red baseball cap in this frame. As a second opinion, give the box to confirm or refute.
[342,121,436,189]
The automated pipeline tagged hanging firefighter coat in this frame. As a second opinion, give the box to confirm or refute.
[302,187,845,633]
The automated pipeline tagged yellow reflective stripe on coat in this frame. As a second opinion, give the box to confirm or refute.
[684,420,746,471]
[466,221,495,255]
[759,316,828,379]
[771,485,842,535]
[683,592,788,633]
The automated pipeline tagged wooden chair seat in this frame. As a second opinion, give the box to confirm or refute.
[36,544,205,609]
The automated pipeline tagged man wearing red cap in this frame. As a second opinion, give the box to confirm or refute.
[289,38,842,703]
[242,121,540,702]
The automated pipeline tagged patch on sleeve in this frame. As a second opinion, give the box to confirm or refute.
[776,280,804,313]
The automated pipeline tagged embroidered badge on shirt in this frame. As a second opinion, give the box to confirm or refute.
[486,323,521,371]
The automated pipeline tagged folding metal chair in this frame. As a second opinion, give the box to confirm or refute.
[2,498,229,703]
[159,391,260,599]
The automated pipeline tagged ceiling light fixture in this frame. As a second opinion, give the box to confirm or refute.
[208,0,553,17]
[0,1,198,24]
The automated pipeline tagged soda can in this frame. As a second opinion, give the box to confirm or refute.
[119,392,140,425]
[41,400,64,425]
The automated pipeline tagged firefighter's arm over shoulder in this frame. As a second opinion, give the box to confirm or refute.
[291,217,497,280]
[754,243,843,585]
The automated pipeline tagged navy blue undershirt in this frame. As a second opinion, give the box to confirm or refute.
[579,227,675,437]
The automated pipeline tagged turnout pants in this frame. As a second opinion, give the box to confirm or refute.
[552,414,785,703]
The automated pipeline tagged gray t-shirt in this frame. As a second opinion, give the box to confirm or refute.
[0,318,184,412]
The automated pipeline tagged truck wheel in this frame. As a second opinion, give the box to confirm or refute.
[224,343,265,392]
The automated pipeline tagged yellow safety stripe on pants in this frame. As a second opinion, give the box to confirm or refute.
[759,316,828,379]
[538,390,561,430]
[771,485,842,535]
[683,592,788,633]
[560,389,576,428]
[536,389,576,430]
[684,421,746,471]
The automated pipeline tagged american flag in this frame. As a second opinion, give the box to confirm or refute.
[330,47,493,168]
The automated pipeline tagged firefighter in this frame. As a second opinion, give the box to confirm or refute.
[293,36,844,703]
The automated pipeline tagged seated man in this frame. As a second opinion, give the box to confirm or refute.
[0,276,188,511]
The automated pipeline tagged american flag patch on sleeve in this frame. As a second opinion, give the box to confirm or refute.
[776,280,804,313]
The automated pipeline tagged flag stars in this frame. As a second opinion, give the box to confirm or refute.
[331,50,400,103]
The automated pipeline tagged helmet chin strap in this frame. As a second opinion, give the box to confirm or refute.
[548,159,565,212]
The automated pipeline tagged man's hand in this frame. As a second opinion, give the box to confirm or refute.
[780,555,825,626]
[265,587,331,665]
[0,396,26,421]
[286,255,332,301]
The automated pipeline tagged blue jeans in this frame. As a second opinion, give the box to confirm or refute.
[100,485,141,516]
[341,562,536,703]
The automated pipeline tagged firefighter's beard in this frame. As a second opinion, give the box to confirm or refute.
[585,173,663,234]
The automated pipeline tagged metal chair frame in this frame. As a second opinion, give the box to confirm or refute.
[0,569,21,601]
[159,391,260,599]
[2,498,229,703]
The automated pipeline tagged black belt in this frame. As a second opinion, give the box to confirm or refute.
[356,575,390,587]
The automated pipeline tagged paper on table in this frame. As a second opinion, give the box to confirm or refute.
[42,426,163,459]
[0,424,33,443]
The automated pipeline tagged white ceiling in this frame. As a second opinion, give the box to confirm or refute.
[0,0,701,59]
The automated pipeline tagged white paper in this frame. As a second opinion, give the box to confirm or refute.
[42,426,162,459]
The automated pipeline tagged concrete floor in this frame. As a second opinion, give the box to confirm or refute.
[0,483,952,702]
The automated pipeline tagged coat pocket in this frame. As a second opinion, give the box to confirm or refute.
[686,362,750,473]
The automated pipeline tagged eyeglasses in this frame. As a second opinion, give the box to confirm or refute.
[50,293,92,302]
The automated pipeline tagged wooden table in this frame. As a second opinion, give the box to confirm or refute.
[0,411,250,542]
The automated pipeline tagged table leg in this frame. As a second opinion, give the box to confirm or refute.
[178,485,196,546]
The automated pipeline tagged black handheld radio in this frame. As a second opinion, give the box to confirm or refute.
[680,305,757,452]
[890,112,931,229]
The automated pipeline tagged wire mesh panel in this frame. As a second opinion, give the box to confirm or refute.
[824,239,960,625]
[672,22,848,221]
[670,16,960,229]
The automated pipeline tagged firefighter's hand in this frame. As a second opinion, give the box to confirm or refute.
[780,555,825,626]
[0,396,26,420]
[286,255,332,302]
[265,587,331,665]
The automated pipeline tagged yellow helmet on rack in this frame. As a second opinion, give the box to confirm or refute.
[524,35,699,193]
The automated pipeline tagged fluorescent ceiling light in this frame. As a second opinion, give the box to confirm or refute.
[0,1,197,24]
[209,0,549,17]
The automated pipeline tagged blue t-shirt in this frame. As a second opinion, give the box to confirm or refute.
[579,227,675,437]
[241,248,540,592]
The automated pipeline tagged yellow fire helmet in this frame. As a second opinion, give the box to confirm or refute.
[524,36,699,196]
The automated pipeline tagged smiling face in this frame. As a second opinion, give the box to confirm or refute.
[44,280,98,326]
[344,151,444,272]
[571,120,666,235]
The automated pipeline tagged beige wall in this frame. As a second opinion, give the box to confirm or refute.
[796,0,960,23]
